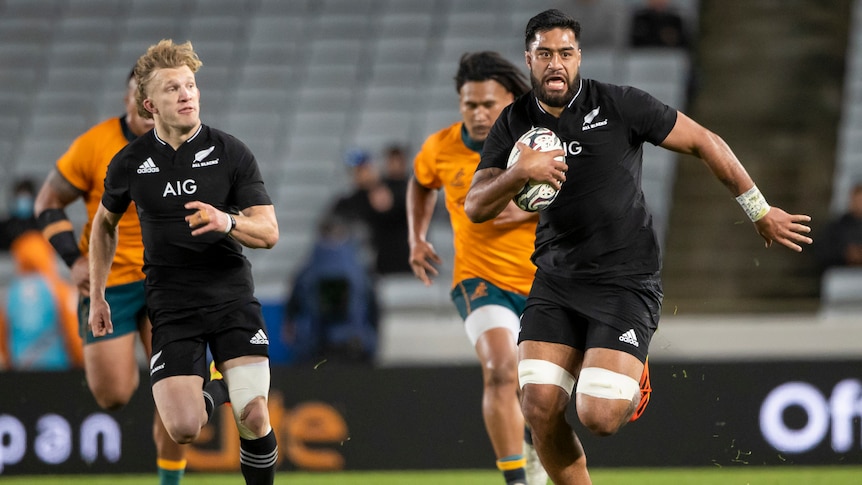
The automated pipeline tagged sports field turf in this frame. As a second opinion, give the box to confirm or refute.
[2,467,861,484]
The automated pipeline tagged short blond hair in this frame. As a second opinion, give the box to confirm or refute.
[134,39,203,118]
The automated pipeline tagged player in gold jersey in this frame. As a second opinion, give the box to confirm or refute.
[408,52,547,485]
[34,71,187,485]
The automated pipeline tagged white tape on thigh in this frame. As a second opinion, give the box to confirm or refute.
[223,360,271,439]
[464,304,520,346]
[518,359,576,397]
[576,367,640,401]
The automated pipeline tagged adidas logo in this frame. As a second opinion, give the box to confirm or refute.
[137,157,160,174]
[249,329,269,345]
[619,329,639,347]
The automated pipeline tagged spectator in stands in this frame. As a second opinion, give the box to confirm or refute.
[34,68,188,485]
[629,0,689,48]
[0,178,40,251]
[0,231,82,370]
[380,144,412,272]
[283,215,379,366]
[329,147,412,276]
[408,51,547,485]
[815,182,862,270]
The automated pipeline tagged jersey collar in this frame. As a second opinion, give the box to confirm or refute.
[152,124,204,146]
[460,123,484,154]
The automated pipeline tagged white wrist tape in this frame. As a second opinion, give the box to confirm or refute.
[735,185,770,222]
[222,211,232,233]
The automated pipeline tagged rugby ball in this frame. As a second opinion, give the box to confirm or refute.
[506,127,563,212]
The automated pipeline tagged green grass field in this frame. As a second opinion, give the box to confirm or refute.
[2,467,861,485]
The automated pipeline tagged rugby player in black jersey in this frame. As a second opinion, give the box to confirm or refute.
[465,9,812,484]
[88,40,279,485]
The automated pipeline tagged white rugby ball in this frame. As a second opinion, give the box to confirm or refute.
[506,127,563,212]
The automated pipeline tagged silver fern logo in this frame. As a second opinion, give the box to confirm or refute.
[194,146,215,162]
[582,106,608,131]
[584,106,600,124]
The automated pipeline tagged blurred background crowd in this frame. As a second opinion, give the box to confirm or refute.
[1,0,860,370]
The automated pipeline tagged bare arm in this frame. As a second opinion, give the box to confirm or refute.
[34,170,90,294]
[89,203,123,337]
[406,176,441,285]
[464,143,566,223]
[492,201,541,227]
[34,169,84,213]
[661,111,812,251]
[185,202,279,249]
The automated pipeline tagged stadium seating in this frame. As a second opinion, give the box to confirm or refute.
[820,0,862,315]
[820,266,862,317]
[0,0,694,309]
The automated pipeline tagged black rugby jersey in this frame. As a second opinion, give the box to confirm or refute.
[102,124,272,311]
[479,78,677,279]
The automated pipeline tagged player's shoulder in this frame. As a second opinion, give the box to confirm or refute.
[577,78,671,121]
[203,124,231,143]
[495,94,534,139]
[508,92,532,116]
[202,124,253,156]
[112,128,153,162]
[419,122,463,154]
[76,117,123,143]
[585,78,660,105]
[579,78,629,103]
[428,121,462,144]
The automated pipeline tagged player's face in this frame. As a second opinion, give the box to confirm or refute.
[526,27,581,109]
[143,65,201,133]
[459,79,515,142]
[124,77,155,136]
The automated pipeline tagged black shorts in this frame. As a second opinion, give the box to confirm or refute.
[518,271,662,363]
[149,300,269,385]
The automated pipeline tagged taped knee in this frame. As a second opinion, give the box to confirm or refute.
[223,361,272,439]
[576,367,639,402]
[518,359,576,398]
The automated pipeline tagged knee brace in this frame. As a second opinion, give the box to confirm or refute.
[518,359,576,398]
[223,360,271,439]
[576,367,639,402]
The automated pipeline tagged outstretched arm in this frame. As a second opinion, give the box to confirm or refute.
[660,111,813,252]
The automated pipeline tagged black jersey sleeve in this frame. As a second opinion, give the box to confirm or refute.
[223,134,272,211]
[618,85,677,146]
[102,149,132,214]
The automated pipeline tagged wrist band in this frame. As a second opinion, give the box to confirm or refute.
[37,208,82,268]
[735,185,770,222]
[224,212,236,234]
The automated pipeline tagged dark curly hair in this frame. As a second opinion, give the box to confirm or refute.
[525,9,581,50]
[454,51,530,97]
